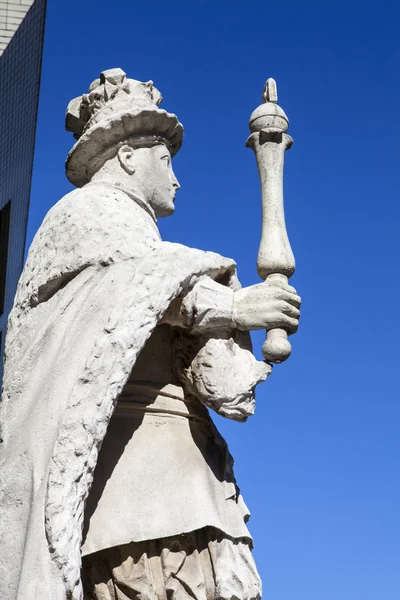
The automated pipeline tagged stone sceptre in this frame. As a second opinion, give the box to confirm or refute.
[0,68,301,600]
[247,78,296,363]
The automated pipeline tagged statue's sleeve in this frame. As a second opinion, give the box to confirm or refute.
[161,275,234,331]
[166,277,272,423]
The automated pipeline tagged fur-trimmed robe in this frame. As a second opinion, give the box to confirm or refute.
[0,184,268,600]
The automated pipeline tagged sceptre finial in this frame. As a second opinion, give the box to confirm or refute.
[262,78,278,104]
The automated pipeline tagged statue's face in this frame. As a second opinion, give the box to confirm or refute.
[146,144,180,218]
[119,143,180,217]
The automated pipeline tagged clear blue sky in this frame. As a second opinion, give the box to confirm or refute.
[27,1,400,598]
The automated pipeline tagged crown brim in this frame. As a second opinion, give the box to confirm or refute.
[66,107,184,187]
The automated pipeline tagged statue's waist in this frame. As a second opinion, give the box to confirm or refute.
[114,381,209,422]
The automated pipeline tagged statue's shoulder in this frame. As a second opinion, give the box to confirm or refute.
[26,183,160,274]
[15,185,160,315]
[36,184,160,255]
[45,183,134,225]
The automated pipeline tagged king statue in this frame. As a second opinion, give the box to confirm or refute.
[0,68,301,600]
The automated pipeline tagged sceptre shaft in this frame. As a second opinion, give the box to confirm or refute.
[246,78,295,363]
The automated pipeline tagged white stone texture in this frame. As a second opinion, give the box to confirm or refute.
[0,184,268,599]
[0,69,300,600]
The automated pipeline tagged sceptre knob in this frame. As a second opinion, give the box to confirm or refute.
[246,78,295,363]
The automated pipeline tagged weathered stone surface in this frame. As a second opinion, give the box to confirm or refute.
[0,69,300,600]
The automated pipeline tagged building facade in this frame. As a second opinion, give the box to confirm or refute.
[0,0,47,381]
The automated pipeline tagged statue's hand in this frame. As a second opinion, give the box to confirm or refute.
[233,281,301,332]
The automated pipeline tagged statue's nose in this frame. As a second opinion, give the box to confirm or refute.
[172,173,180,190]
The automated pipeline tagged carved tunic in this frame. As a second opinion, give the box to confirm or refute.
[82,324,252,556]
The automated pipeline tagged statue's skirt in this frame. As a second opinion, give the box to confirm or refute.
[82,527,261,600]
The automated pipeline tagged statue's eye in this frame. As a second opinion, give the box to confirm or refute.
[161,156,171,166]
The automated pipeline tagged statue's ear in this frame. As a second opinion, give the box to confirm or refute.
[117,144,135,175]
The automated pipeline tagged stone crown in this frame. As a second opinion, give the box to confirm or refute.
[66,68,163,139]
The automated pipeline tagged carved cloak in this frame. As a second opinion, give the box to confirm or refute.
[0,185,266,600]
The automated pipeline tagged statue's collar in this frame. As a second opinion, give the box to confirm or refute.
[85,181,157,224]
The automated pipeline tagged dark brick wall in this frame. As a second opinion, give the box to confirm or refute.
[0,0,46,382]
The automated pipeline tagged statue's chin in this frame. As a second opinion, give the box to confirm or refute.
[155,201,176,218]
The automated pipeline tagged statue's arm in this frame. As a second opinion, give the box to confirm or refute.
[162,275,301,335]
[162,276,234,332]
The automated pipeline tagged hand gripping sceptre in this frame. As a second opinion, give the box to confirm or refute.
[246,78,295,363]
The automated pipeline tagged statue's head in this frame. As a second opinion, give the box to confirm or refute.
[65,68,183,217]
[111,140,180,217]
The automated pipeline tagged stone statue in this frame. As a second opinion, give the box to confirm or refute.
[0,68,301,600]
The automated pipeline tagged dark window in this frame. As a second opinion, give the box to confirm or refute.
[0,202,11,316]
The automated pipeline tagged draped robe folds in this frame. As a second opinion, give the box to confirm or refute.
[0,184,269,600]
